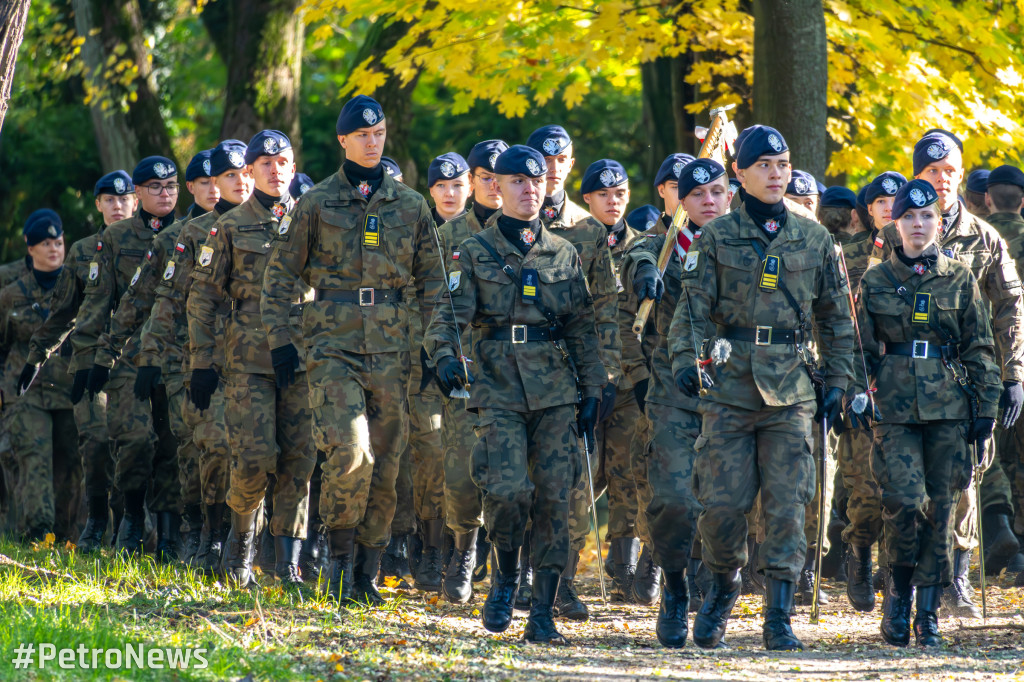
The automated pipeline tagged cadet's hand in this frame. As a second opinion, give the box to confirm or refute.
[70,369,91,404]
[818,387,845,431]
[675,366,712,398]
[844,392,881,430]
[87,364,110,399]
[270,343,300,390]
[134,366,162,401]
[436,355,475,395]
[578,396,599,445]
[17,363,40,396]
[999,381,1023,429]
[967,417,996,449]
[632,263,664,303]
[633,378,649,414]
[598,383,617,422]
[188,368,219,411]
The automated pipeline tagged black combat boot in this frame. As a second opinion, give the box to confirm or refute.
[797,554,828,605]
[553,550,589,621]
[378,533,411,586]
[299,522,328,584]
[483,547,521,633]
[656,570,689,648]
[255,527,276,575]
[472,533,490,583]
[274,535,304,587]
[687,558,704,612]
[198,502,228,575]
[942,549,981,618]
[442,529,477,604]
[913,585,943,647]
[515,532,534,610]
[610,537,640,603]
[692,569,741,649]
[76,496,108,552]
[414,519,445,592]
[632,543,662,605]
[741,536,765,596]
[156,511,182,563]
[524,570,568,645]
[763,578,803,651]
[181,505,203,566]
[982,507,1020,575]
[873,563,890,591]
[325,528,356,604]
[349,545,385,606]
[846,544,875,612]
[115,491,147,557]
[222,510,258,588]
[881,565,914,646]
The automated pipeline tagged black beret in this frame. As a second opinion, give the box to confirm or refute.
[865,171,907,204]
[856,184,869,211]
[654,153,696,187]
[966,169,991,194]
[427,152,470,187]
[186,149,214,182]
[494,145,547,178]
[786,169,818,196]
[466,139,509,172]
[820,186,857,209]
[912,132,958,175]
[625,204,661,232]
[923,128,963,152]
[988,164,1024,190]
[891,178,938,220]
[381,156,402,179]
[336,95,385,135]
[580,159,628,195]
[93,170,134,197]
[132,156,177,185]
[210,139,248,177]
[526,125,571,157]
[245,130,292,164]
[677,158,726,199]
[24,209,63,244]
[736,125,788,169]
[290,173,315,197]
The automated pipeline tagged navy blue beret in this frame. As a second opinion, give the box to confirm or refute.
[856,185,869,211]
[494,145,547,178]
[580,159,628,196]
[923,128,963,153]
[966,169,991,194]
[381,156,402,179]
[132,156,177,185]
[913,132,958,175]
[336,95,385,135]
[736,125,788,169]
[626,204,661,233]
[209,139,248,177]
[467,140,509,172]
[820,186,857,209]
[677,159,727,199]
[654,153,696,188]
[892,178,939,220]
[786,169,818,196]
[93,170,134,197]
[245,130,292,164]
[865,171,907,204]
[427,152,470,187]
[186,149,214,182]
[24,209,63,244]
[526,125,571,157]
[290,173,315,197]
[988,164,1024,190]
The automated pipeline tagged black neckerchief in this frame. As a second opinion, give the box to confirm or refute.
[895,244,939,273]
[941,201,960,236]
[344,159,384,200]
[661,213,673,231]
[498,214,543,254]
[189,203,208,219]
[32,266,61,291]
[431,207,448,227]
[214,198,238,215]
[474,202,498,224]
[139,209,175,232]
[605,218,627,248]
[542,190,565,221]
[744,194,787,240]
[253,188,292,221]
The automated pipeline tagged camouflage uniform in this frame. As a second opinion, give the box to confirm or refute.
[189,195,315,539]
[669,206,855,582]
[423,223,604,571]
[261,170,441,547]
[855,253,1000,585]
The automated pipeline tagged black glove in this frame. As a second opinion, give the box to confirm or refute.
[86,364,110,399]
[578,396,599,445]
[436,355,475,395]
[189,368,220,411]
[133,366,162,401]
[418,346,437,393]
[817,386,845,431]
[270,343,300,390]
[632,263,664,303]
[17,363,40,396]
[967,417,996,447]
[844,392,882,430]
[598,383,617,422]
[632,378,649,414]
[675,365,713,398]
[70,369,90,404]
[999,381,1023,429]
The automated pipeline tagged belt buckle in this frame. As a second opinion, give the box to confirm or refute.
[912,340,929,359]
[512,325,527,344]
[358,288,374,306]
[755,325,772,346]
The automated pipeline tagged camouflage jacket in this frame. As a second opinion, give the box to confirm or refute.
[0,270,72,409]
[669,205,855,410]
[870,202,1024,383]
[189,195,309,376]
[0,258,29,290]
[987,211,1024,246]
[855,253,1000,422]
[260,169,441,357]
[424,224,604,411]
[835,228,874,294]
[605,220,642,390]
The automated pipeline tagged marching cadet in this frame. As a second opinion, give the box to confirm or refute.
[785,170,820,215]
[870,132,1024,617]
[965,169,991,218]
[0,209,44,290]
[21,173,133,550]
[526,124,620,620]
[437,139,508,604]
[653,154,696,233]
[188,130,314,587]
[620,158,731,647]
[424,144,603,644]
[185,149,219,219]
[137,140,252,573]
[428,152,471,225]
[851,179,999,647]
[865,171,907,233]
[1,214,80,541]
[73,156,180,556]
[260,96,442,605]
[670,126,854,651]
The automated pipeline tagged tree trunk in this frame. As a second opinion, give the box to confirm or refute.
[752,0,827,180]
[641,56,697,185]
[0,0,32,135]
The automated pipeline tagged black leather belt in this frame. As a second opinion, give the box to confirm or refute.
[476,325,564,343]
[884,341,951,359]
[232,299,304,316]
[717,324,804,346]
[316,288,402,306]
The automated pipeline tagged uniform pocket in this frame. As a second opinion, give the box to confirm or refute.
[225,383,256,453]
[782,249,818,301]
[716,249,757,301]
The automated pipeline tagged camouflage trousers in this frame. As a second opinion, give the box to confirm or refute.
[838,425,882,547]
[642,402,701,571]
[872,420,965,586]
[997,421,1024,535]
[631,411,653,545]
[106,371,179,512]
[392,444,417,536]
[225,372,314,539]
[74,389,110,502]
[694,401,816,583]
[408,387,445,522]
[441,396,483,535]
[309,350,409,548]
[163,373,199,509]
[569,388,641,551]
[190,382,230,506]
[950,436,996,552]
[472,404,578,573]
[802,424,836,555]
[980,434,1015,516]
